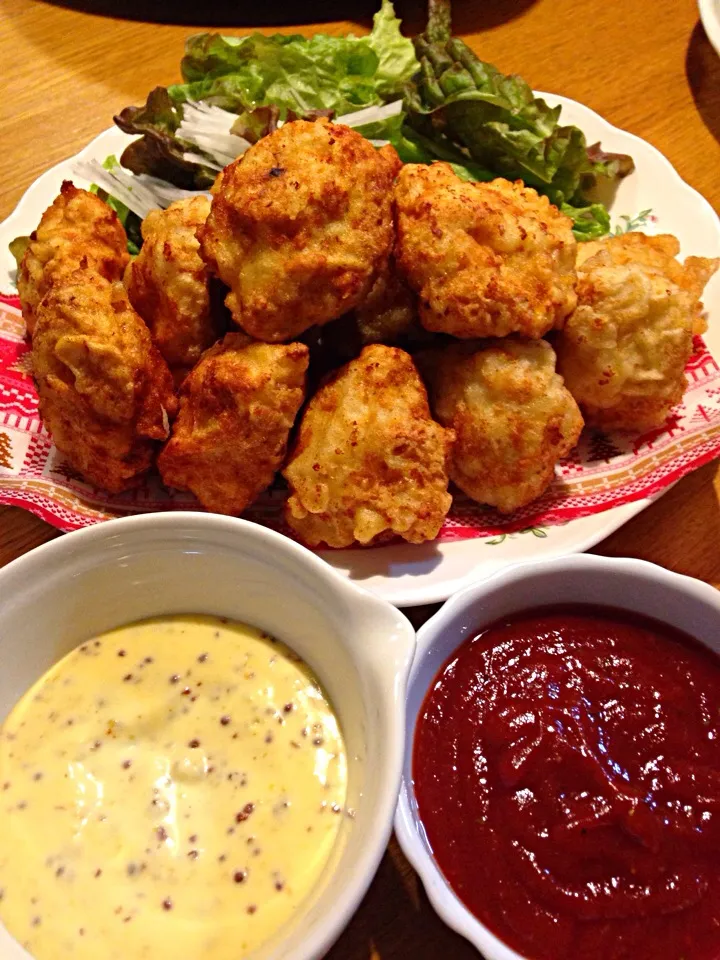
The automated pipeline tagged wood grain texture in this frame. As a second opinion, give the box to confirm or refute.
[1,0,719,953]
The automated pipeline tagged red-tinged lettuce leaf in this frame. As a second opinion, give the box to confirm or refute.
[114,87,218,189]
[229,106,333,144]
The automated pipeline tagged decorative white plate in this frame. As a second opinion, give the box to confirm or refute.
[1,94,719,607]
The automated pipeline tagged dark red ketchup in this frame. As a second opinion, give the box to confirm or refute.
[413,606,720,960]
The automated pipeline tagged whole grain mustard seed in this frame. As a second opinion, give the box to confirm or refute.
[236,803,255,823]
[0,615,347,960]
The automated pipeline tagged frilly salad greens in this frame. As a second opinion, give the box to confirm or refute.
[68,0,634,252]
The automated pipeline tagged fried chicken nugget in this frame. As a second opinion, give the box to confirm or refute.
[158,334,309,515]
[32,271,177,493]
[125,196,222,375]
[424,339,583,514]
[198,119,400,342]
[18,181,129,336]
[395,163,577,339]
[577,232,718,334]
[283,344,455,547]
[557,233,719,432]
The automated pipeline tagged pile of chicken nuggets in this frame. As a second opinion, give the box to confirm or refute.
[18,118,718,548]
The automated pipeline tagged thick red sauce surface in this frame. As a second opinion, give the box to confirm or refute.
[413,606,720,960]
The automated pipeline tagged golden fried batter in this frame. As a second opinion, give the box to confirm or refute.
[354,253,418,345]
[424,339,583,514]
[283,344,454,547]
[18,181,129,336]
[32,271,176,492]
[394,163,577,339]
[125,196,222,374]
[158,335,308,515]
[576,232,718,334]
[199,119,400,342]
[557,233,719,432]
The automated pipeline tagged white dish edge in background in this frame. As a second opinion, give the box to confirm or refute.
[394,554,720,958]
[699,0,720,56]
[1,95,718,607]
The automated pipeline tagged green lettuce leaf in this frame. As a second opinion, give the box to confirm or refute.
[9,236,30,270]
[405,32,633,199]
[169,0,417,117]
[559,200,611,240]
[367,0,421,97]
[89,156,144,255]
[403,0,632,238]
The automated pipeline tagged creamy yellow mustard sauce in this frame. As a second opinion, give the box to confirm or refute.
[0,615,347,960]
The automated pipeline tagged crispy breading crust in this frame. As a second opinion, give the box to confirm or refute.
[576,232,718,335]
[424,339,583,514]
[126,196,221,372]
[557,233,718,432]
[395,163,578,339]
[354,253,418,346]
[283,344,454,547]
[18,181,130,336]
[198,119,400,342]
[158,334,308,515]
[32,271,177,493]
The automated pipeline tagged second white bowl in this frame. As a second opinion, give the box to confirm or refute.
[394,554,720,960]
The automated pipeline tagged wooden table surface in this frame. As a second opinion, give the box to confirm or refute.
[1,0,720,955]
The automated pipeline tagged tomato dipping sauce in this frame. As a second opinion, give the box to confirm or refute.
[413,606,720,960]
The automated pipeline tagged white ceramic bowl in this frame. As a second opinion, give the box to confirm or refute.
[394,554,720,960]
[0,512,416,960]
